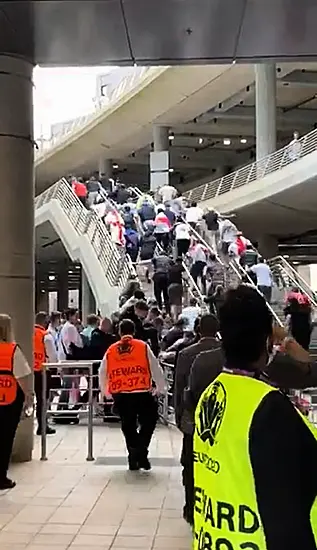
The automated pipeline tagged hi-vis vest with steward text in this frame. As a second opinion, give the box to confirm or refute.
[194,372,317,550]
[0,342,18,406]
[105,336,151,394]
[33,325,47,372]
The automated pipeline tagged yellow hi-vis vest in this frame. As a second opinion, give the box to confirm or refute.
[194,372,317,550]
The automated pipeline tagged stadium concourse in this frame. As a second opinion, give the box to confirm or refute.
[0,426,189,550]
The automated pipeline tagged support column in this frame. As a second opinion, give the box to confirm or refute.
[0,56,34,462]
[57,261,69,312]
[81,270,96,323]
[257,235,279,259]
[150,126,169,192]
[255,64,277,161]
[99,157,113,179]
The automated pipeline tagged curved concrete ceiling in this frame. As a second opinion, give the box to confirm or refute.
[2,1,317,65]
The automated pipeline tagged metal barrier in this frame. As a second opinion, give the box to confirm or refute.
[40,362,95,462]
[159,360,176,427]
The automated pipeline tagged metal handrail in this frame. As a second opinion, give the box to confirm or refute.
[269,256,317,309]
[35,67,158,158]
[184,128,317,204]
[35,178,134,290]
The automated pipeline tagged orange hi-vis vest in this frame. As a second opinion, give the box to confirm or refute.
[33,325,47,372]
[0,342,18,406]
[105,336,152,394]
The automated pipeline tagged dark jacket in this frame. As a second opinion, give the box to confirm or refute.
[119,306,159,356]
[140,232,157,261]
[89,329,117,360]
[152,254,171,275]
[161,326,184,351]
[204,210,219,231]
[174,337,221,433]
[139,203,156,222]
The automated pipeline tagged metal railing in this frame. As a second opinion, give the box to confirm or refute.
[184,129,317,203]
[35,67,158,158]
[40,362,95,462]
[268,257,317,314]
[35,178,133,289]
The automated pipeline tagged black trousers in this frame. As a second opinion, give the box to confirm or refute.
[180,433,194,521]
[153,273,170,312]
[155,232,170,251]
[176,238,190,258]
[0,387,24,481]
[190,261,207,294]
[34,371,51,429]
[113,392,158,458]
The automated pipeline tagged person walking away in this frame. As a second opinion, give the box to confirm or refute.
[164,202,176,227]
[154,208,171,251]
[174,217,191,257]
[104,208,125,247]
[86,176,101,207]
[158,182,177,205]
[122,204,137,230]
[125,227,140,263]
[185,201,203,230]
[193,285,317,550]
[205,284,225,317]
[180,297,201,332]
[114,183,131,205]
[288,130,302,162]
[167,258,184,320]
[218,216,238,256]
[285,291,312,350]
[138,198,156,225]
[72,177,87,207]
[203,208,219,252]
[34,311,57,435]
[139,224,157,282]
[0,314,33,490]
[152,252,172,312]
[250,257,273,303]
[174,314,221,524]
[189,240,207,294]
[99,319,166,470]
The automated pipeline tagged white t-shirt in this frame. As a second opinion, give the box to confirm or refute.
[251,263,273,287]
[186,206,203,224]
[13,346,32,379]
[58,321,83,360]
[159,185,177,203]
[219,219,238,244]
[175,223,190,240]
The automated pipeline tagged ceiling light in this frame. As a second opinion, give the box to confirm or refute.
[169,133,175,141]
[113,163,119,169]
[223,138,231,146]
[240,138,247,144]
[48,275,56,281]
[68,270,73,274]
[41,289,46,293]
[169,168,174,173]
[75,265,81,270]
[198,137,204,145]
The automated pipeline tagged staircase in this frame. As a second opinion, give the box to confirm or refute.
[35,178,134,316]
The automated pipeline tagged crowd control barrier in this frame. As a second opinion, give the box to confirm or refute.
[40,361,95,462]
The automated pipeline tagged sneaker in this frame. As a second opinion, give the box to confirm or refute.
[36,426,56,436]
[138,455,151,471]
[0,478,16,490]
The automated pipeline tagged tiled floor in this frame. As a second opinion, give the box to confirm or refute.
[0,422,191,549]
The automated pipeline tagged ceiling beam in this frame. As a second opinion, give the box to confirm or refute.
[281,70,317,88]
[208,105,317,126]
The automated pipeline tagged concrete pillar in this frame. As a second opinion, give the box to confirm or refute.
[255,64,277,161]
[81,270,96,323]
[99,157,113,179]
[257,235,279,259]
[151,126,169,192]
[0,56,34,462]
[57,262,69,312]
[153,125,169,152]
